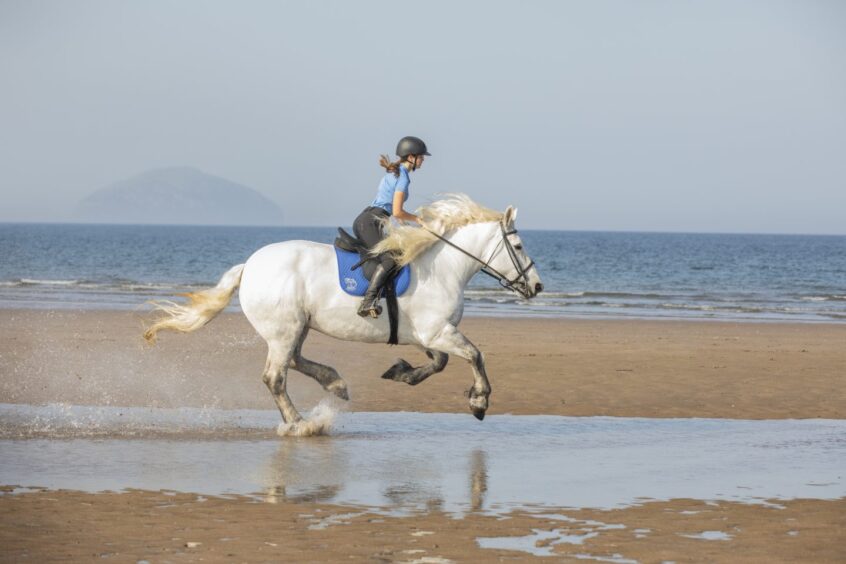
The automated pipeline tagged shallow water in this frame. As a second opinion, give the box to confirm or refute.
[0,404,844,515]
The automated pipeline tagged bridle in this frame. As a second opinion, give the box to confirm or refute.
[423,222,536,299]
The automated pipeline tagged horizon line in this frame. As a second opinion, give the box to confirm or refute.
[1,220,844,238]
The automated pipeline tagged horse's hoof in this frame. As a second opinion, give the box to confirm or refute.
[277,420,302,437]
[327,382,350,401]
[381,359,413,382]
[469,393,489,415]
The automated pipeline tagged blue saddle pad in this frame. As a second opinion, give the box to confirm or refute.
[334,247,411,297]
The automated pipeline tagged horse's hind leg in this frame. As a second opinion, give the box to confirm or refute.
[262,334,303,426]
[381,348,448,386]
[290,327,350,400]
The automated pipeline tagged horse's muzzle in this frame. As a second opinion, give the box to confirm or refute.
[522,282,543,299]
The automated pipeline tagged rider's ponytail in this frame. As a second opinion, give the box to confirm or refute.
[379,154,405,177]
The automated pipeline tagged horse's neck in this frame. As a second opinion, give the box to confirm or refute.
[419,222,498,291]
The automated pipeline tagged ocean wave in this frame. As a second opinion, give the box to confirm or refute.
[579,291,669,299]
[800,295,846,302]
[0,278,211,292]
[465,289,794,305]
[2,277,844,323]
[465,289,588,299]
[659,303,767,313]
[465,288,681,300]
[19,278,83,286]
[464,292,845,318]
[115,282,209,292]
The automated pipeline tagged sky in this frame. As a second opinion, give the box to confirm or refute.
[1,0,845,234]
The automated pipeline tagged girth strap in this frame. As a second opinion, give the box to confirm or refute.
[384,275,399,345]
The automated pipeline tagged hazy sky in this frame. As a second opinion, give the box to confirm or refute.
[1,0,845,233]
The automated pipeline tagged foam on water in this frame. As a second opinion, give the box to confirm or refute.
[277,400,338,437]
[679,531,733,541]
[0,404,844,514]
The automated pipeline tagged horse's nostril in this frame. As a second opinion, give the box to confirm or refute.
[535,283,543,294]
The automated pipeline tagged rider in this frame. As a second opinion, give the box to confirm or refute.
[353,136,430,318]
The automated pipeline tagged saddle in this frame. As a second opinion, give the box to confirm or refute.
[334,228,410,345]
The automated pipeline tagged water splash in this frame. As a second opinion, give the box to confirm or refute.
[277,399,338,437]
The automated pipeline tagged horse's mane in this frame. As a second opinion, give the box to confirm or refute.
[371,193,504,266]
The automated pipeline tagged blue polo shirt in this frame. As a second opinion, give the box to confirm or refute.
[371,166,410,214]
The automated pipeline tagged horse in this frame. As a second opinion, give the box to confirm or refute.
[144,194,543,435]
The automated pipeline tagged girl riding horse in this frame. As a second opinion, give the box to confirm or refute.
[353,136,429,318]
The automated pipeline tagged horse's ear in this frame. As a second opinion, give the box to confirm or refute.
[503,205,518,226]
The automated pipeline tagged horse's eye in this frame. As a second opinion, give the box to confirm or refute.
[515,245,523,250]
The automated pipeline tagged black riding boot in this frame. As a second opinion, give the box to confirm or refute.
[357,264,391,318]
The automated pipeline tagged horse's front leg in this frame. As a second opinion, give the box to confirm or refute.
[426,324,490,420]
[381,348,449,386]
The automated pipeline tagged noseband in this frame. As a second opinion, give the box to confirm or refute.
[423,223,535,299]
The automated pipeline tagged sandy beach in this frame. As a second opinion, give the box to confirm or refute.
[2,489,843,563]
[2,309,844,418]
[2,309,844,562]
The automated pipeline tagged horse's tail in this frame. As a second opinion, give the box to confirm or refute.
[143,264,245,344]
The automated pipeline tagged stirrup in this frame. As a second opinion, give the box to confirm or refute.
[357,300,383,318]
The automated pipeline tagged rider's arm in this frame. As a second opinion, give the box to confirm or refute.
[392,190,419,224]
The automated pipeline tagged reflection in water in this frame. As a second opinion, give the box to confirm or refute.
[261,438,344,504]
[383,483,444,512]
[259,436,487,513]
[265,484,341,504]
[1,408,845,513]
[470,450,488,512]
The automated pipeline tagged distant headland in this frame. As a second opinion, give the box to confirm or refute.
[72,167,284,226]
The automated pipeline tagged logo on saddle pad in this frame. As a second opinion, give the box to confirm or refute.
[334,247,411,297]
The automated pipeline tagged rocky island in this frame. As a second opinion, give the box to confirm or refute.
[73,166,283,225]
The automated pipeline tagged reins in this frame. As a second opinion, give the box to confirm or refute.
[422,223,535,299]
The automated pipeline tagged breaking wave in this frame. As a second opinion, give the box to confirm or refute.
[2,224,845,323]
[1,278,212,292]
[463,287,846,322]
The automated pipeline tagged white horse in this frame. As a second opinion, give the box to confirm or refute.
[144,194,543,433]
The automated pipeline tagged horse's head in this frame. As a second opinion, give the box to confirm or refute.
[482,205,543,299]
[374,194,543,299]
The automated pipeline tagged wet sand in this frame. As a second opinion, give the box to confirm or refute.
[1,308,844,418]
[1,489,844,563]
[2,308,845,561]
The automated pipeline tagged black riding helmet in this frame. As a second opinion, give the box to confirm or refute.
[396,136,431,158]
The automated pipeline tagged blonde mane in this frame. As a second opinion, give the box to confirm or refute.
[371,193,504,266]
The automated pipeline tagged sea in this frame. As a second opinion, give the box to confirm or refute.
[1,223,844,323]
